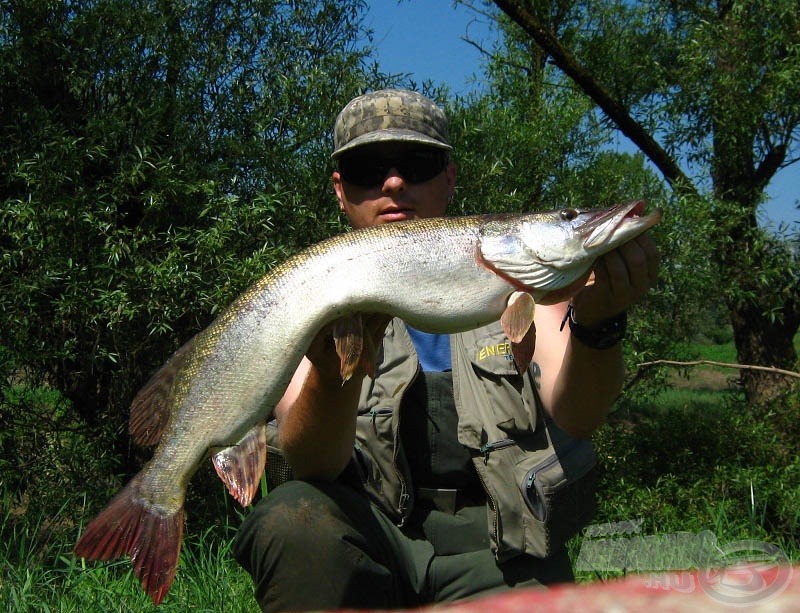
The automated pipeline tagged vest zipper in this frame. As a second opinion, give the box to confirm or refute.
[479,437,516,464]
[472,458,499,550]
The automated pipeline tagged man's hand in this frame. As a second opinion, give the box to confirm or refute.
[571,234,660,327]
[305,314,392,384]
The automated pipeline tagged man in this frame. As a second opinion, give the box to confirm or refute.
[233,88,660,611]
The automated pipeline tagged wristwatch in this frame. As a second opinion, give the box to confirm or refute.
[561,304,627,350]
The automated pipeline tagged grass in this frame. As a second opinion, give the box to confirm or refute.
[1,510,257,612]
[572,344,799,583]
[2,339,797,609]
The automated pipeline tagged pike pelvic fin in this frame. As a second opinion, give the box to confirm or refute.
[129,336,196,446]
[332,314,380,381]
[500,291,537,373]
[211,422,267,507]
[333,314,364,382]
[74,475,184,606]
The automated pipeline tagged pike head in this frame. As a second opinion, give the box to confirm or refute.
[478,200,662,302]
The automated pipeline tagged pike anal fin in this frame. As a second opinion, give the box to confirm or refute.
[211,422,267,507]
[74,475,183,606]
[500,291,537,373]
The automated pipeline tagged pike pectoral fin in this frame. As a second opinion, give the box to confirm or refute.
[211,422,267,507]
[333,315,364,382]
[129,335,196,446]
[74,474,183,606]
[500,292,537,373]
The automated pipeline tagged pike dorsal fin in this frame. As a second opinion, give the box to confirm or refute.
[211,422,267,507]
[129,336,196,446]
[500,291,537,373]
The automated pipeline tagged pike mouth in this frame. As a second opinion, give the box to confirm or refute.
[581,200,662,249]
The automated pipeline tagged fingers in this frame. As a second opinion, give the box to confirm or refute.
[602,234,660,302]
[307,314,391,383]
[573,233,660,323]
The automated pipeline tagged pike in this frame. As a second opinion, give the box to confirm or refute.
[74,201,661,604]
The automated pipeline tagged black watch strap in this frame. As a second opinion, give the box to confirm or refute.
[560,304,627,350]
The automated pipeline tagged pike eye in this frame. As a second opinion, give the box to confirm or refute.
[560,208,579,221]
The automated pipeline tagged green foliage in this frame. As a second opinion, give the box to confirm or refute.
[1,503,256,611]
[583,381,800,579]
[486,0,800,400]
[0,0,380,524]
[447,8,713,400]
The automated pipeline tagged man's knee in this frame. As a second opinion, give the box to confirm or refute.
[233,480,348,569]
[232,480,401,611]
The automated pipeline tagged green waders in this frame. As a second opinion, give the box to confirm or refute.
[233,371,573,612]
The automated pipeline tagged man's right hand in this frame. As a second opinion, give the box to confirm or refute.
[273,313,391,481]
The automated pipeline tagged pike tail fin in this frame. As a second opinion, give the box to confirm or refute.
[75,476,184,605]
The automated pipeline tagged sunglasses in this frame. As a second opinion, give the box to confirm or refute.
[337,149,449,187]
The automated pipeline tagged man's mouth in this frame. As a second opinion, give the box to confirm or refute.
[379,206,416,221]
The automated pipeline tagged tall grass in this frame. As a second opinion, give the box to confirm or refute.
[573,355,799,582]
[1,502,257,612]
[3,340,797,608]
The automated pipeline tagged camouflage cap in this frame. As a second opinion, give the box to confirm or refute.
[332,88,452,159]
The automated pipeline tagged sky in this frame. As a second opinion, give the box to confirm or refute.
[364,0,799,230]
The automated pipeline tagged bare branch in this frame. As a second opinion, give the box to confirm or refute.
[636,359,800,379]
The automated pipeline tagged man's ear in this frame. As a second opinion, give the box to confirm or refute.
[332,171,346,212]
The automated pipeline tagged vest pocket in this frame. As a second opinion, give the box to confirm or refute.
[461,329,537,436]
[515,439,598,558]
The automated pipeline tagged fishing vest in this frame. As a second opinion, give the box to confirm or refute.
[352,318,599,561]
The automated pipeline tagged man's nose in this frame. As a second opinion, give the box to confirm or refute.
[381,168,406,193]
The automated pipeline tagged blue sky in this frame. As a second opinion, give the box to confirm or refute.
[364,0,799,229]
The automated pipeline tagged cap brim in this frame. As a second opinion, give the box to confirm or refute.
[332,128,452,159]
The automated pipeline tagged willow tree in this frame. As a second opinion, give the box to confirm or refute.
[490,0,800,402]
[0,0,376,508]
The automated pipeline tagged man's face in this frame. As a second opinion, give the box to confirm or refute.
[332,143,456,229]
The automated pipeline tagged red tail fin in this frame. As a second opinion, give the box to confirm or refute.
[75,478,184,605]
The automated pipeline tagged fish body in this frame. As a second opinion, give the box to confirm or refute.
[75,201,661,604]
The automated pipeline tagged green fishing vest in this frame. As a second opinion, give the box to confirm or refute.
[353,318,598,561]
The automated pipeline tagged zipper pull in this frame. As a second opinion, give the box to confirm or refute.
[479,438,516,464]
[398,492,410,522]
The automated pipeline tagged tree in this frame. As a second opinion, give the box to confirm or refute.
[490,0,800,402]
[0,0,377,513]
[448,3,711,401]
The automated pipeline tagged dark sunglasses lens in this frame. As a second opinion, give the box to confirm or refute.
[338,158,386,187]
[339,150,446,187]
[397,151,447,183]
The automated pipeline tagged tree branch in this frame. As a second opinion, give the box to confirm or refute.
[492,0,697,195]
[636,358,800,379]
[627,358,800,390]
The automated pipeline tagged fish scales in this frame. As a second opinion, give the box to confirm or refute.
[138,216,510,509]
[75,202,662,605]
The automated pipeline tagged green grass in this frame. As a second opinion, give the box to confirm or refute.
[1,510,258,612]
[3,339,797,608]
[572,357,799,583]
